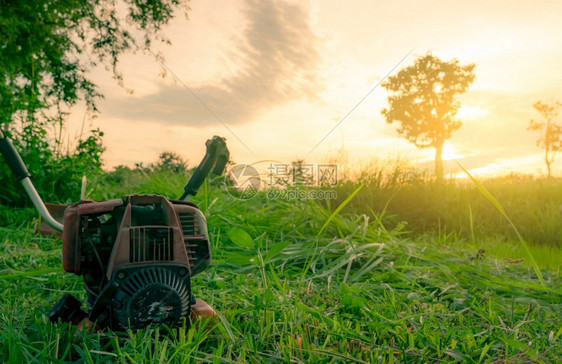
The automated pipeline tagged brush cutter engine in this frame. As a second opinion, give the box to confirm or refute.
[0,132,229,330]
[62,195,209,329]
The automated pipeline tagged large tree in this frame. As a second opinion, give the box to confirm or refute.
[527,100,561,178]
[0,0,187,205]
[0,0,188,128]
[381,52,475,180]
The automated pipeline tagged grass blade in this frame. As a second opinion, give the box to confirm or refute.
[0,267,63,280]
[316,184,364,238]
[458,163,548,292]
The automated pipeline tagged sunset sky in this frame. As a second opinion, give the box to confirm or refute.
[68,0,562,178]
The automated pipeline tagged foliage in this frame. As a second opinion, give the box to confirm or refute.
[381,52,475,180]
[0,171,560,362]
[0,0,188,205]
[0,123,104,206]
[528,100,562,177]
[153,151,189,174]
[0,0,188,126]
[87,152,189,201]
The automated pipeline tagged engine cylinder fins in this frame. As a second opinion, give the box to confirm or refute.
[178,212,199,236]
[111,266,191,329]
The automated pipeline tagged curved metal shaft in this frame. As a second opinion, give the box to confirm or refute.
[21,178,64,232]
[1,129,64,232]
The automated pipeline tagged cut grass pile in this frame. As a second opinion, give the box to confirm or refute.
[0,175,561,362]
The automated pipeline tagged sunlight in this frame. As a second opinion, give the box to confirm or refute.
[454,165,499,179]
[441,144,464,161]
[457,105,489,120]
[454,155,545,179]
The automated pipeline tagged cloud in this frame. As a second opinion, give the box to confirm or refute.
[102,0,323,127]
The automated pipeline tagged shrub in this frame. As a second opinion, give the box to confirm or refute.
[0,122,104,206]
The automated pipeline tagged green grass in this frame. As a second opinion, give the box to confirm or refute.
[0,170,561,362]
[336,172,562,248]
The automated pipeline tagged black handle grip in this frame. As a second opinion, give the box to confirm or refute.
[179,136,230,199]
[0,134,31,181]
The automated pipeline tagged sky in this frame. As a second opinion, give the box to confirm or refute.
[67,0,562,178]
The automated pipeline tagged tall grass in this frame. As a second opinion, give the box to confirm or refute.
[0,166,560,362]
[335,168,562,248]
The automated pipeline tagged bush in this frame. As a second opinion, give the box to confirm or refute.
[153,151,188,174]
[0,121,104,206]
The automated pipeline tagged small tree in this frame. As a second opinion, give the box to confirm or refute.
[528,101,562,177]
[154,151,188,174]
[381,52,475,180]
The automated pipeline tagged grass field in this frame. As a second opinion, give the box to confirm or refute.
[0,169,561,363]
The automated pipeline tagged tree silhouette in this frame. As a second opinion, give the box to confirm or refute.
[528,101,561,177]
[381,52,475,180]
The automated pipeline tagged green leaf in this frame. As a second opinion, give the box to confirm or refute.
[295,302,334,326]
[554,325,562,340]
[216,311,236,343]
[478,343,491,364]
[264,241,291,262]
[444,348,474,363]
[226,254,254,266]
[227,227,254,248]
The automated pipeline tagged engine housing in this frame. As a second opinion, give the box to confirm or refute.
[61,194,211,329]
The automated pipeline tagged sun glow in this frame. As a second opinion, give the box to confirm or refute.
[441,144,464,161]
[456,105,489,120]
